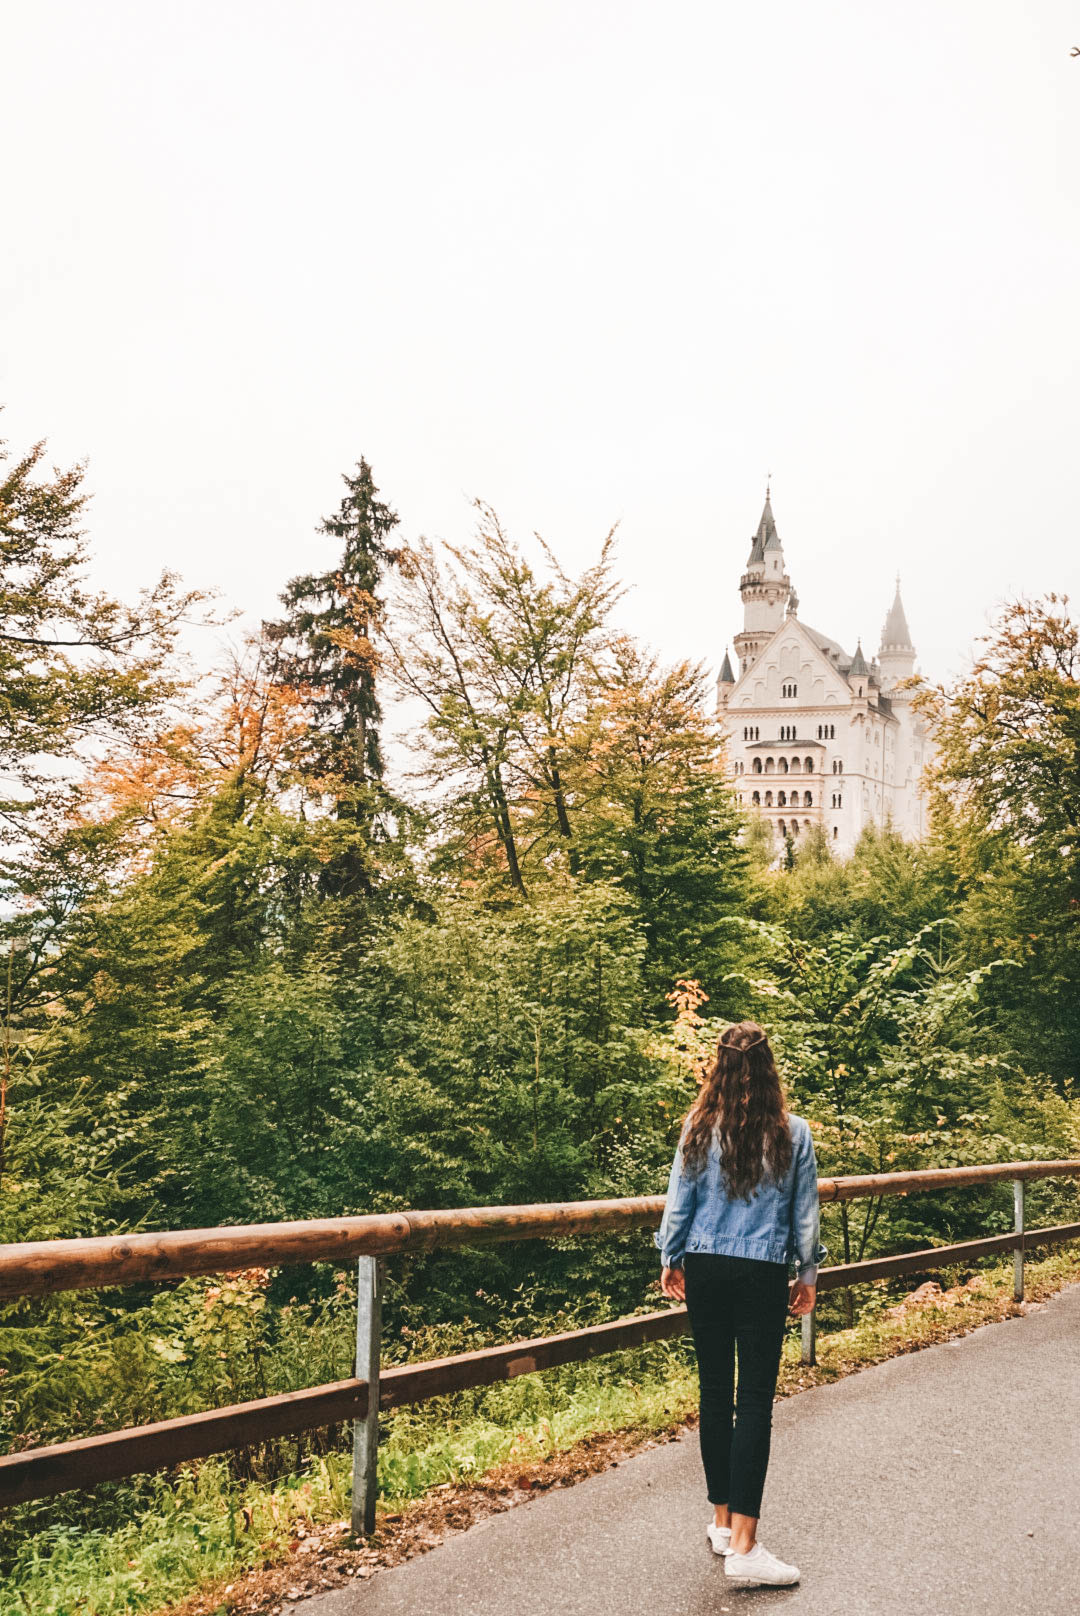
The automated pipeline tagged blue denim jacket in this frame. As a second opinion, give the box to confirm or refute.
[654,1113,827,1284]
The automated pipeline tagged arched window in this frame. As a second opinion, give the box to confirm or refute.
[751,790,761,806]
[764,790,774,806]
[804,792,812,806]
[778,790,787,807]
[833,825,839,840]
[804,757,814,772]
[752,757,762,774]
[777,818,786,836]
[791,819,799,835]
[764,757,775,774]
[790,757,801,773]
[817,725,822,739]
[779,758,788,774]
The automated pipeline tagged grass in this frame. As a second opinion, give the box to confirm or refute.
[4,1246,1080,1616]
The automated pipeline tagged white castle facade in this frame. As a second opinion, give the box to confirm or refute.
[716,491,932,858]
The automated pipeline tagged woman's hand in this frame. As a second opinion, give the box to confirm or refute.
[788,1280,816,1317]
[660,1265,686,1302]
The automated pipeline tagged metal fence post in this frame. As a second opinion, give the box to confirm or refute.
[351,1255,382,1538]
[1013,1178,1024,1303]
[801,1304,817,1367]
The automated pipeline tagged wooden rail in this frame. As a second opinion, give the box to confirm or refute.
[3,1160,1079,1300]
[1,1160,1079,1510]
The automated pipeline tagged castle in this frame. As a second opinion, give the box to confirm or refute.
[716,491,932,857]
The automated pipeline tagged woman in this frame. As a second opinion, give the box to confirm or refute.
[655,1020,825,1588]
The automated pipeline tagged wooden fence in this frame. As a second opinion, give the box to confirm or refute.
[2,1157,1079,1530]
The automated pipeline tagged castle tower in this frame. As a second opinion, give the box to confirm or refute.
[732,489,792,675]
[877,577,916,691]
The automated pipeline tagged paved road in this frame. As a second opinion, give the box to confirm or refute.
[302,1282,1080,1616]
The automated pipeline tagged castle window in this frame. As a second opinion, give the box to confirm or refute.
[782,682,798,699]
[791,820,799,835]
[752,791,760,806]
[778,790,787,807]
[804,792,812,806]
[804,757,814,771]
[790,757,801,773]
[765,790,774,806]
[779,758,788,774]
[833,826,839,840]
[752,758,762,774]
[765,757,775,773]
[778,819,786,836]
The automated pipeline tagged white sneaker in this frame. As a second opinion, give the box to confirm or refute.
[706,1522,732,1556]
[724,1540,800,1585]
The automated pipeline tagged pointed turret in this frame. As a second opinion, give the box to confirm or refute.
[880,578,914,653]
[746,489,778,568]
[734,487,793,675]
[877,576,917,691]
[715,646,736,711]
[848,640,869,678]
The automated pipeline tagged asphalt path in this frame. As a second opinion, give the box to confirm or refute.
[300,1281,1080,1616]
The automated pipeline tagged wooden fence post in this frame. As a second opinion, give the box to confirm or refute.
[1013,1179,1024,1303]
[351,1255,382,1537]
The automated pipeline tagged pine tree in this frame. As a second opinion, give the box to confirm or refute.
[267,459,403,898]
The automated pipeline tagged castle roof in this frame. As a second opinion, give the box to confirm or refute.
[718,648,735,684]
[802,624,850,665]
[848,640,869,677]
[879,579,914,652]
[747,489,780,565]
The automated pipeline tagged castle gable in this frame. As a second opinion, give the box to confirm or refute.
[728,616,854,710]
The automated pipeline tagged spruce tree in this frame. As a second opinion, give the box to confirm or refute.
[267,459,402,898]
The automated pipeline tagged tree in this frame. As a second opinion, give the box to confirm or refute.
[917,595,1080,894]
[916,595,1080,1082]
[724,915,1018,1320]
[0,425,202,812]
[385,506,619,895]
[568,638,746,1008]
[266,459,404,899]
[0,419,205,1209]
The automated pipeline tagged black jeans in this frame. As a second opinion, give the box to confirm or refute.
[683,1252,790,1518]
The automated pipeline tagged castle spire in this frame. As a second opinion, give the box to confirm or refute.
[746,486,778,567]
[879,575,914,653]
[876,575,917,693]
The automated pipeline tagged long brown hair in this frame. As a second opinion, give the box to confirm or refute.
[680,1020,792,1199]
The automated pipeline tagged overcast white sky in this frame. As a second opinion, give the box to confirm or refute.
[2,2,1078,733]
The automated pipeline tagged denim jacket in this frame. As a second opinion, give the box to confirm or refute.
[654,1113,827,1285]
